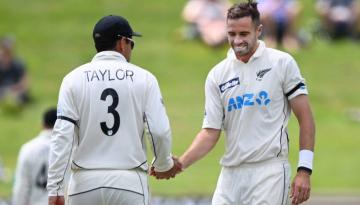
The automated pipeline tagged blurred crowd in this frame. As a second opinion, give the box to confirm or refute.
[181,0,231,47]
[0,36,31,108]
[180,0,360,50]
[1,0,359,106]
[315,0,360,40]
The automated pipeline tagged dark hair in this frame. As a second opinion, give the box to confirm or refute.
[227,0,260,26]
[43,107,57,129]
[95,40,117,52]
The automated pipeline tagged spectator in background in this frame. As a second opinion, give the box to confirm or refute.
[0,37,30,106]
[182,0,231,47]
[0,157,5,182]
[315,0,360,39]
[12,108,57,205]
[257,0,302,51]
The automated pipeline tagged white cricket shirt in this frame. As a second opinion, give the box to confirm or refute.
[13,130,52,205]
[203,41,308,167]
[47,51,173,196]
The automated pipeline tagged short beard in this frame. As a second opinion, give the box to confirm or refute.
[233,46,248,56]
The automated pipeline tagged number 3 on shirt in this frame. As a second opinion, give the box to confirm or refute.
[100,88,120,136]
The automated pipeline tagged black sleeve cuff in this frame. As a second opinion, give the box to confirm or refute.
[285,82,305,97]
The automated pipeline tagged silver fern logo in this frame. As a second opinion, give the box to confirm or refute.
[256,68,271,81]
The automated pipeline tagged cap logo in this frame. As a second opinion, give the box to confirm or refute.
[94,33,101,38]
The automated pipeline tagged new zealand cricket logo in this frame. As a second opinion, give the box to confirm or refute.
[256,68,271,81]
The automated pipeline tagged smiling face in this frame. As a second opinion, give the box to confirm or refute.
[227,16,262,63]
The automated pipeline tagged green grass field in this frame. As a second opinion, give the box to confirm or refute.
[1,0,360,199]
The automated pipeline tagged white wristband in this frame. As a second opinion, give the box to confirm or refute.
[298,150,314,170]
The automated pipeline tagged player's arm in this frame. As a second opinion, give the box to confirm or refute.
[179,128,221,169]
[47,120,75,197]
[179,70,222,169]
[47,77,77,204]
[291,94,315,152]
[144,74,176,175]
[289,94,315,205]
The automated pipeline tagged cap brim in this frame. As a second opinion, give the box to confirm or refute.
[132,31,142,37]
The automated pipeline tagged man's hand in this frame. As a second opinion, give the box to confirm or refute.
[290,170,311,205]
[49,196,64,205]
[150,157,182,180]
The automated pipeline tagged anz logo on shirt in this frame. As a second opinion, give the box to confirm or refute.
[227,91,271,112]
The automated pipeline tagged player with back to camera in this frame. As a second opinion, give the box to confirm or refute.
[47,15,181,205]
[178,1,315,205]
[13,107,57,205]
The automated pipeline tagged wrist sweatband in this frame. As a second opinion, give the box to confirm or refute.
[297,150,313,174]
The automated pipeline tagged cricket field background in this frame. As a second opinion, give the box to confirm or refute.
[0,0,359,201]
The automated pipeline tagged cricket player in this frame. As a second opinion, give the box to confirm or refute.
[179,1,315,205]
[47,15,181,205]
[12,108,57,205]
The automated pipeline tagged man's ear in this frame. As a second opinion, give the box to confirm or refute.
[115,39,124,53]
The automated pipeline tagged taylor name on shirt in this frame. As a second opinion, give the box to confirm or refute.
[84,68,134,82]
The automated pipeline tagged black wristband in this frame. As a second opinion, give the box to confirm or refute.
[297,166,312,175]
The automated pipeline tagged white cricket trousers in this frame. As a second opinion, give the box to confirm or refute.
[66,169,149,205]
[212,158,291,205]
[67,187,148,205]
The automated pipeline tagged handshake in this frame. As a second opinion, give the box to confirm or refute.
[149,157,183,180]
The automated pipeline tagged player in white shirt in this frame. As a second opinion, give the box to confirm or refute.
[179,1,315,205]
[47,15,181,205]
[12,108,57,205]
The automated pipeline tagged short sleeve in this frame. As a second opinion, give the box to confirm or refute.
[282,56,308,100]
[202,71,223,129]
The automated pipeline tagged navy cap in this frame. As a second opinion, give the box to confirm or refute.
[93,15,141,44]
